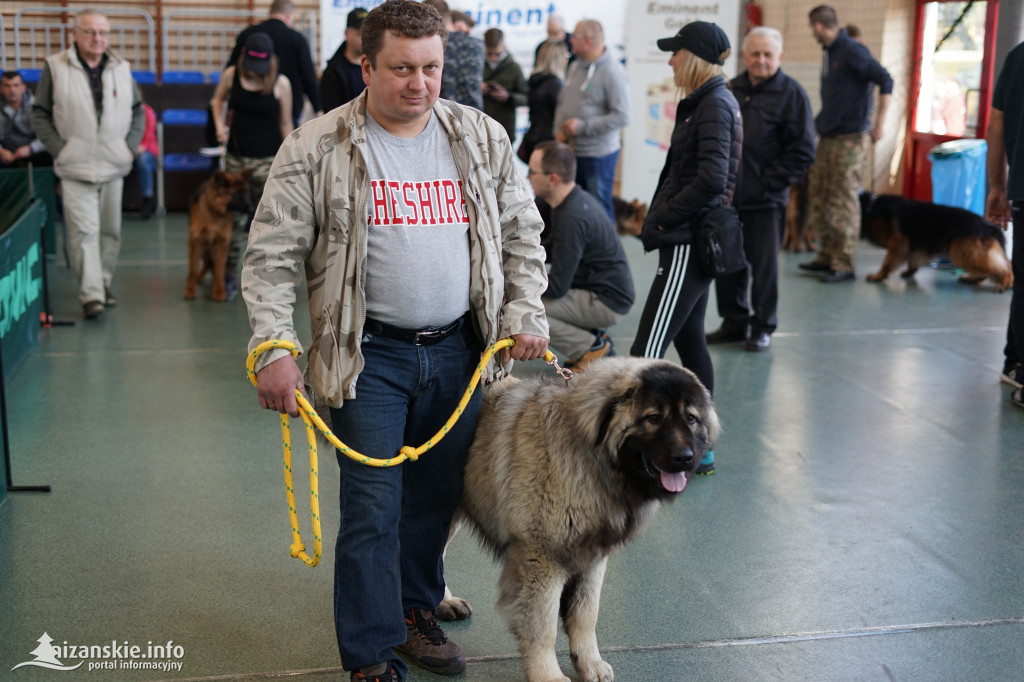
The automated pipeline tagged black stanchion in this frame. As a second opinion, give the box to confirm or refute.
[0,339,51,493]
[28,165,74,328]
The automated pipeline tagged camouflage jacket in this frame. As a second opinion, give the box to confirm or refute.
[442,32,484,110]
[242,90,549,407]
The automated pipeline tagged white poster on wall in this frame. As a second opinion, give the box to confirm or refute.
[320,0,628,76]
[620,1,741,202]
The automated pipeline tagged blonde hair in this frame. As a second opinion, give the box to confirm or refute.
[673,48,724,95]
[533,40,568,80]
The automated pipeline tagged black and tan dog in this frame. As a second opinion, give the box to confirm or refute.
[782,173,816,252]
[612,195,647,238]
[862,194,1013,292]
[183,169,252,302]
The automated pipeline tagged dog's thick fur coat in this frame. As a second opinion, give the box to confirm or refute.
[184,169,251,301]
[442,358,721,682]
[862,194,1013,292]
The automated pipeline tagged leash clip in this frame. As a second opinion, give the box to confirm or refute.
[547,356,573,384]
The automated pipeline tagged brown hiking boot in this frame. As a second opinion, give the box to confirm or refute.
[396,608,465,674]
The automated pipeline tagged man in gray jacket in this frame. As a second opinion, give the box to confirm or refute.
[32,9,145,319]
[554,19,630,223]
[243,2,548,680]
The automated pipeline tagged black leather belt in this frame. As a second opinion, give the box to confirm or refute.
[364,314,467,346]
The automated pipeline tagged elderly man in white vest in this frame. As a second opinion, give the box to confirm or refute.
[32,8,145,319]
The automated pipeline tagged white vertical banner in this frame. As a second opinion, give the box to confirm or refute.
[620,2,741,202]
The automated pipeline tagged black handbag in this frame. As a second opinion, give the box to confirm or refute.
[695,205,746,276]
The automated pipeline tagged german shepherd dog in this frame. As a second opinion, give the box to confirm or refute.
[862,194,1013,292]
[183,169,252,302]
[439,358,721,682]
[782,173,816,252]
[612,196,647,238]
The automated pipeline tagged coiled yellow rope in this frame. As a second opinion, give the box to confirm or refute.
[246,337,564,567]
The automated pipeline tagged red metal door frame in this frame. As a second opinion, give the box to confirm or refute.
[903,0,999,200]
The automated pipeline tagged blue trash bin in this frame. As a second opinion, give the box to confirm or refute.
[928,139,986,216]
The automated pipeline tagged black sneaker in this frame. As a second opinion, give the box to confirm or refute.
[397,608,465,675]
[798,261,832,272]
[1000,363,1023,389]
[351,664,399,682]
[820,270,856,283]
[706,323,748,344]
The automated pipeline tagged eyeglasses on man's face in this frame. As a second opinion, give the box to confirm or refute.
[78,29,110,38]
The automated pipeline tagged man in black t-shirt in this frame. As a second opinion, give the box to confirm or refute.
[527,141,634,370]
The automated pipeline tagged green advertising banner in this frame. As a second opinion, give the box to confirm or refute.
[0,199,44,380]
[0,167,57,259]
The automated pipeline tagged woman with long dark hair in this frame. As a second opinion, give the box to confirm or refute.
[210,31,293,295]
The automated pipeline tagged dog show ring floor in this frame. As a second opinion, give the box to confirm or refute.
[1,210,1022,681]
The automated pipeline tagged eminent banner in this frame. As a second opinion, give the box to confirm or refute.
[318,0,739,198]
[0,199,44,380]
[320,0,628,80]
[620,1,741,202]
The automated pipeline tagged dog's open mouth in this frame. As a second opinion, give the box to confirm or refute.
[640,456,688,493]
[659,470,687,493]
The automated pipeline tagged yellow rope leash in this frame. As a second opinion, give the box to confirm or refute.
[246,337,566,567]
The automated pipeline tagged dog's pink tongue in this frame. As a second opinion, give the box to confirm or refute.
[660,470,687,493]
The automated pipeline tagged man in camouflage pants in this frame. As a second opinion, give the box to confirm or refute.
[800,5,892,282]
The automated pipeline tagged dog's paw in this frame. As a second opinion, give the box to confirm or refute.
[436,594,472,621]
[900,269,918,279]
[183,289,196,300]
[865,271,886,282]
[577,658,614,682]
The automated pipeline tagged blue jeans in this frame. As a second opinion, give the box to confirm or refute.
[329,320,482,676]
[134,150,157,198]
[575,150,618,223]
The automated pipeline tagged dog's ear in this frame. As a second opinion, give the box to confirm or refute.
[239,168,254,180]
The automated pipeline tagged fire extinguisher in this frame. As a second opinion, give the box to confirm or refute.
[744,0,762,34]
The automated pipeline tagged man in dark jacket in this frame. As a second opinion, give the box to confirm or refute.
[320,8,367,112]
[226,0,321,127]
[706,26,815,351]
[528,141,634,370]
[800,4,892,282]
[482,28,528,142]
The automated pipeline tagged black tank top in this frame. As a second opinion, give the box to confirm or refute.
[227,74,284,158]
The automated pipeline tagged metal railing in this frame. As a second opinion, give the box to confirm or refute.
[13,7,156,74]
[162,9,316,81]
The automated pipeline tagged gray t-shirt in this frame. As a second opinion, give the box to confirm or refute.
[362,112,471,328]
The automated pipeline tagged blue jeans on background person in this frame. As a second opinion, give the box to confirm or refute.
[328,320,482,677]
[134,150,157,198]
[575,150,619,223]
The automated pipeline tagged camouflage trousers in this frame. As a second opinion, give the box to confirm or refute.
[807,132,869,272]
[224,152,274,283]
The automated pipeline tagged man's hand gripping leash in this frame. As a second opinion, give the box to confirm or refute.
[246,337,569,566]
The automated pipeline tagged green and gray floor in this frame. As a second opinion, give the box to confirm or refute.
[1,211,1022,681]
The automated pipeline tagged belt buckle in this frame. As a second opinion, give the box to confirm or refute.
[414,329,441,345]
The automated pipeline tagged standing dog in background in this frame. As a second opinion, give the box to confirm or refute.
[862,194,1013,292]
[439,357,721,682]
[183,169,252,301]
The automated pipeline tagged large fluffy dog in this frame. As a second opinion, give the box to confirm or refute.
[183,169,251,302]
[441,358,721,682]
[862,194,1013,292]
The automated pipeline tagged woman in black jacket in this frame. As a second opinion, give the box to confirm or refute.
[517,39,567,163]
[630,21,741,475]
